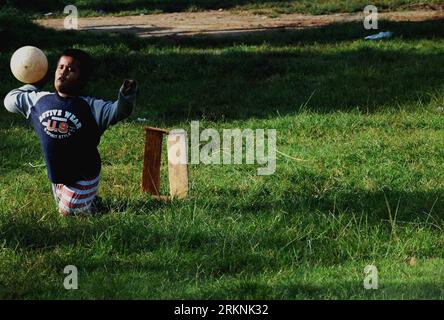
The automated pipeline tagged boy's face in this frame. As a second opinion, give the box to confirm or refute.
[54,55,82,96]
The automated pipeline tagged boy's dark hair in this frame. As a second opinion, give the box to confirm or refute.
[58,48,93,84]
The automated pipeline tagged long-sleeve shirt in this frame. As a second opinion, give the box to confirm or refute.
[3,84,137,184]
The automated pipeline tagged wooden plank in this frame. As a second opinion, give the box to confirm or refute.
[141,127,166,195]
[167,129,189,199]
[145,127,169,134]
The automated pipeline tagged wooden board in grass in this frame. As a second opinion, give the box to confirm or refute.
[141,127,169,197]
[141,127,189,200]
[167,129,189,199]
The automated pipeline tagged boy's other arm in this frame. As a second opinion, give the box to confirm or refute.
[3,84,48,118]
[83,80,138,131]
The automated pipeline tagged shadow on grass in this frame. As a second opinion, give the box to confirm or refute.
[92,196,168,215]
[3,188,440,250]
[0,197,169,249]
[2,40,444,124]
[173,18,444,46]
[194,280,444,299]
[1,279,443,299]
[206,184,444,223]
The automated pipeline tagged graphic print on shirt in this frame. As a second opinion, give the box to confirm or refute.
[38,109,82,139]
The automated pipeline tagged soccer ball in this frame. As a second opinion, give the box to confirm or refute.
[10,46,48,84]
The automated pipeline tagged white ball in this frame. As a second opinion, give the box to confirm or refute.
[10,46,48,84]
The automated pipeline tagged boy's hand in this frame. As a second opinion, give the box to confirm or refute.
[122,79,138,95]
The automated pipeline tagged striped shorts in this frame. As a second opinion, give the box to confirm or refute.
[52,175,100,216]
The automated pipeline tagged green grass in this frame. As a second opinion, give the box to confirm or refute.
[1,9,444,299]
[2,0,444,17]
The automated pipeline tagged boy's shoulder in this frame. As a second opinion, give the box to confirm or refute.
[79,95,112,108]
[4,86,53,116]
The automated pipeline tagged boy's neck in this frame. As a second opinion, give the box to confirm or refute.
[58,91,69,97]
[57,90,77,98]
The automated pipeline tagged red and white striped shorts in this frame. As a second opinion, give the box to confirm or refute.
[52,175,100,216]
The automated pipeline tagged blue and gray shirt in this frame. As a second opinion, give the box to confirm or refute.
[4,84,137,184]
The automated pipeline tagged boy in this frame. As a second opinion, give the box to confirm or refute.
[3,48,138,216]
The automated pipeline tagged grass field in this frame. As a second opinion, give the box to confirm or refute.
[1,7,444,299]
[3,0,444,16]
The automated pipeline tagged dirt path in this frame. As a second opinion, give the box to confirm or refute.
[35,9,444,38]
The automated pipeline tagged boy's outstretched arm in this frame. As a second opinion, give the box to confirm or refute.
[3,84,49,118]
[83,79,138,132]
